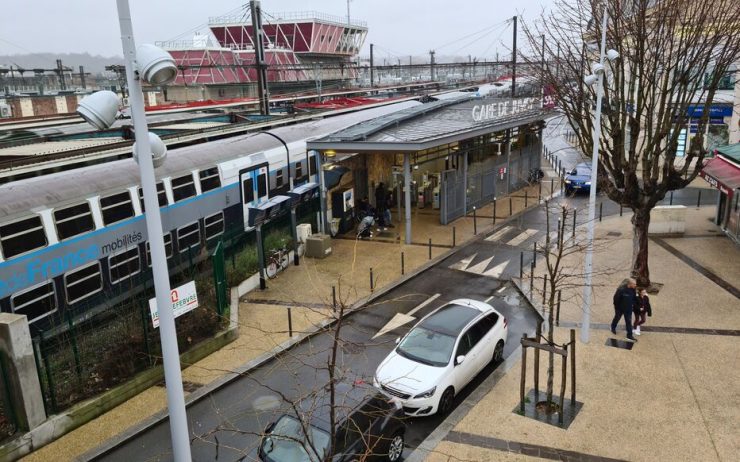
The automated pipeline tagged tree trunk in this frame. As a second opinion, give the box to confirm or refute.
[630,208,651,287]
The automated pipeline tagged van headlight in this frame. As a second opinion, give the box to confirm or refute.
[413,387,436,399]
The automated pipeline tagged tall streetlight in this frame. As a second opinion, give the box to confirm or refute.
[581,4,619,344]
[76,1,192,460]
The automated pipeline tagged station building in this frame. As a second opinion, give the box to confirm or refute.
[307,92,551,243]
[701,143,740,243]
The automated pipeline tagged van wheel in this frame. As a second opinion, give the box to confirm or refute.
[387,431,405,461]
[438,387,455,415]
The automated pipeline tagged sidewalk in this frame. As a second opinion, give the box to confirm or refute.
[421,205,740,462]
[19,172,557,461]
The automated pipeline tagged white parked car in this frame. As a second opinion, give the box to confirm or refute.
[373,298,508,417]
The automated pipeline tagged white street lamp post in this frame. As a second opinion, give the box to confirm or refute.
[581,4,610,344]
[116,0,192,459]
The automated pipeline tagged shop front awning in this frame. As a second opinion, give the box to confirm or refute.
[699,157,740,197]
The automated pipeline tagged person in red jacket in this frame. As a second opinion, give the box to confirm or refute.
[633,289,652,335]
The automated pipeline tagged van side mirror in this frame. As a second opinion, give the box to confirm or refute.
[456,355,466,365]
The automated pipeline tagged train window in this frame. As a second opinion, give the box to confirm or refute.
[11,280,56,322]
[309,154,317,176]
[275,168,284,188]
[257,173,267,197]
[295,161,304,179]
[138,182,168,212]
[0,215,47,259]
[177,222,200,253]
[242,178,254,204]
[64,262,102,304]
[100,191,135,225]
[146,233,173,266]
[109,247,141,284]
[171,174,197,202]
[199,167,221,192]
[54,202,95,240]
[204,212,224,240]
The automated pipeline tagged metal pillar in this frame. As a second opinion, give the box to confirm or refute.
[505,130,512,195]
[404,153,412,245]
[116,1,191,459]
[370,44,375,88]
[317,151,328,234]
[256,224,266,290]
[290,207,299,266]
[511,15,517,98]
[250,0,270,116]
[462,151,468,215]
[581,3,608,344]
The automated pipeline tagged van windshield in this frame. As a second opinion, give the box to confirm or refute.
[261,415,330,462]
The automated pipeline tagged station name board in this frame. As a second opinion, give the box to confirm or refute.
[472,97,539,122]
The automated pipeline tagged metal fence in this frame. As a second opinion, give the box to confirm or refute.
[0,358,17,442]
[30,199,319,414]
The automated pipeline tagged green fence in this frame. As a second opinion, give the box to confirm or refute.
[0,357,17,442]
[31,199,318,414]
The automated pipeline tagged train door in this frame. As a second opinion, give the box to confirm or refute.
[239,162,270,231]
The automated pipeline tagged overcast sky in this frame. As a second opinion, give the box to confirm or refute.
[1,0,551,60]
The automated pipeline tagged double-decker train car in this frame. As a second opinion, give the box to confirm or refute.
[0,99,422,329]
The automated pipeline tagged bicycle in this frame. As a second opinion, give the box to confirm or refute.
[265,247,290,279]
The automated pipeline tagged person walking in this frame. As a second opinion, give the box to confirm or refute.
[384,188,394,228]
[611,277,639,341]
[633,289,652,335]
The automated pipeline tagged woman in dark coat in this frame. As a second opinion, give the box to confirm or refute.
[633,289,652,335]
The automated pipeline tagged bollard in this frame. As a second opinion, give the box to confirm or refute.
[520,251,524,279]
[550,178,554,196]
[525,190,528,208]
[697,189,702,208]
[473,207,477,235]
[428,238,432,260]
[670,191,674,205]
[287,307,293,337]
[509,197,513,216]
[533,242,537,267]
[542,275,548,306]
[556,290,562,325]
[332,286,337,312]
[538,181,542,202]
[493,199,497,225]
[452,226,456,247]
[530,261,535,294]
[620,205,623,217]
[572,209,577,238]
[599,202,603,222]
[401,252,405,275]
[370,267,374,292]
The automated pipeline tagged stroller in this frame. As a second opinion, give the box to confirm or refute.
[357,213,375,239]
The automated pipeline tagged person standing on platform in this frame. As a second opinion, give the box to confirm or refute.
[375,183,387,229]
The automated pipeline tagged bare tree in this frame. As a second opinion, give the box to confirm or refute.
[527,0,740,286]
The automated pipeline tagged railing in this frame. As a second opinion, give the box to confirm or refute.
[209,10,367,28]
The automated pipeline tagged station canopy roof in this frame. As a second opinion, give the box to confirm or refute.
[307,94,550,153]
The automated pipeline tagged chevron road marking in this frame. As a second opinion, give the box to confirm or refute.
[506,229,539,247]
[372,293,442,339]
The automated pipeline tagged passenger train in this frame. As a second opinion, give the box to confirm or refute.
[0,99,422,328]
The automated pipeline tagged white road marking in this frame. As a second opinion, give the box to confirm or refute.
[506,228,539,247]
[496,285,507,293]
[372,293,441,339]
[483,261,509,278]
[466,256,495,275]
[484,295,495,303]
[485,225,514,242]
[448,253,477,271]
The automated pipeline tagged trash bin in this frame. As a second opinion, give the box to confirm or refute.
[305,233,332,259]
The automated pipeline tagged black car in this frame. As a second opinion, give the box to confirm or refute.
[259,383,406,462]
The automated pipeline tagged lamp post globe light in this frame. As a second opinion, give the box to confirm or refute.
[77,1,191,460]
[580,3,619,344]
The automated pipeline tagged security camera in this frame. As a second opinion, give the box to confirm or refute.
[606,49,620,61]
[77,91,120,130]
[137,44,178,85]
[133,132,168,168]
[591,63,605,75]
[584,74,599,86]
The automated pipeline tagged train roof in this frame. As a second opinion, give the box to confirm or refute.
[0,100,421,220]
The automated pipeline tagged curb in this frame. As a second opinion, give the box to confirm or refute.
[80,187,559,460]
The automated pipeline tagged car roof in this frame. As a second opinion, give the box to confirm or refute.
[294,382,390,433]
[419,303,482,337]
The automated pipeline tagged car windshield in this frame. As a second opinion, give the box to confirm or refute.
[261,415,330,462]
[396,326,456,367]
[569,167,590,176]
